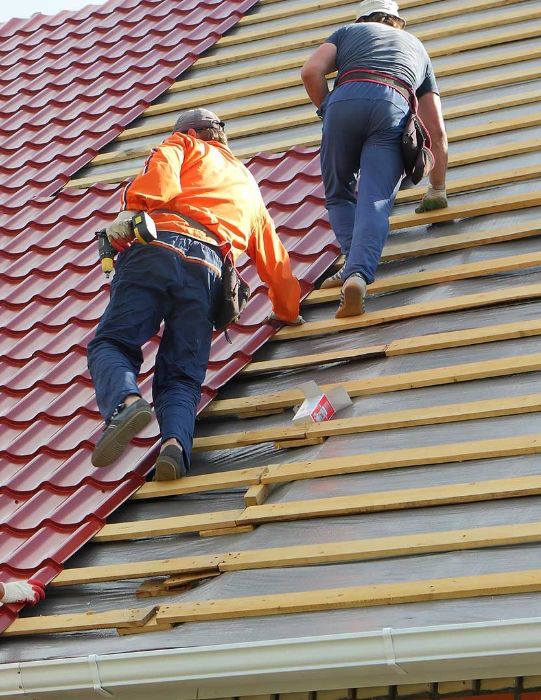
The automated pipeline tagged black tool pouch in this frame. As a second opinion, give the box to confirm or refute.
[213,251,250,340]
[402,111,434,185]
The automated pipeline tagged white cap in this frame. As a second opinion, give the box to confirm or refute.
[355,0,405,26]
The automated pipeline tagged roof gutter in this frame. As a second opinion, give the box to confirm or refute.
[2,617,541,698]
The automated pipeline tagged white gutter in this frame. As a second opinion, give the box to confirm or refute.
[1,617,541,698]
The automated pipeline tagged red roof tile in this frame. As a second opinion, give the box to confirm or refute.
[0,0,260,209]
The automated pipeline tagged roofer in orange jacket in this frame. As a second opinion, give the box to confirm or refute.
[87,109,302,480]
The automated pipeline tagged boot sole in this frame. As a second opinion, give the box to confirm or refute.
[335,281,366,319]
[154,455,181,481]
[92,406,152,468]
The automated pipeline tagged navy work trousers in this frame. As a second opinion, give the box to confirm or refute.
[87,232,222,469]
[320,81,409,284]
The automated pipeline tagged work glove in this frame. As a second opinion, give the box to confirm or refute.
[267,311,305,327]
[106,209,137,252]
[415,186,448,214]
[1,579,45,605]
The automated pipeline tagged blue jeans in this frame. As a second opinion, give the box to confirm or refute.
[87,232,222,469]
[320,82,409,284]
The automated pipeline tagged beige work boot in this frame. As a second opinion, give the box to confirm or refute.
[335,273,367,318]
[320,264,345,289]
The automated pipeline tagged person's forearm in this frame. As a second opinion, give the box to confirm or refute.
[429,134,448,189]
[301,71,329,108]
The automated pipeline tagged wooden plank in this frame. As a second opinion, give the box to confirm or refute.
[156,569,541,624]
[52,554,221,587]
[238,475,541,525]
[273,281,541,342]
[204,392,541,455]
[163,571,220,589]
[245,319,541,376]
[136,579,179,598]
[263,433,541,484]
[395,165,541,206]
[93,510,243,543]
[4,606,156,637]
[387,318,541,356]
[117,617,173,635]
[236,120,541,162]
[195,14,541,68]
[164,47,541,102]
[383,222,541,262]
[306,250,541,306]
[48,502,541,588]
[219,520,541,571]
[199,525,255,537]
[193,425,306,451]
[237,0,522,30]
[132,466,265,500]
[241,344,386,376]
[303,393,541,442]
[244,484,270,506]
[218,0,532,49]
[274,437,326,449]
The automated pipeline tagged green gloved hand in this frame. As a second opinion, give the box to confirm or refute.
[415,186,448,214]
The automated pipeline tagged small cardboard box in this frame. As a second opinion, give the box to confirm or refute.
[292,381,352,424]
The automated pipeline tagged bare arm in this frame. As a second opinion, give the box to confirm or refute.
[417,91,448,188]
[300,43,337,109]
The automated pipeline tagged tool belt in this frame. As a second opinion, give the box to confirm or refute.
[335,68,411,102]
[151,209,250,334]
[334,68,434,185]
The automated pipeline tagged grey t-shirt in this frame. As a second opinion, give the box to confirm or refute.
[327,22,438,97]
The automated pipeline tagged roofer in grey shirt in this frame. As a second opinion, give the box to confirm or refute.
[301,0,448,317]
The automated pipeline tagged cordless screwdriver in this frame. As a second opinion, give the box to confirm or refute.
[95,212,157,278]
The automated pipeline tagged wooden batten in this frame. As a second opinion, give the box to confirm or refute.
[244,484,270,506]
[163,570,221,589]
[117,617,174,636]
[132,466,265,500]
[156,569,541,624]
[238,475,541,526]
[273,281,541,342]
[199,525,256,537]
[52,554,222,587]
[93,510,243,543]
[263,433,541,484]
[204,353,541,419]
[274,437,326,450]
[218,521,541,572]
[306,250,541,306]
[382,222,541,262]
[244,319,541,376]
[4,606,157,637]
[47,514,541,588]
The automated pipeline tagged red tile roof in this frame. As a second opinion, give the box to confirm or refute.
[0,0,259,211]
[0,125,336,634]
[1,0,348,634]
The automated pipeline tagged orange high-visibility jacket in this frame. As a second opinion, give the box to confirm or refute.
[122,132,301,322]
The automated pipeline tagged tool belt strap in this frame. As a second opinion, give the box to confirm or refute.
[152,208,223,248]
[335,68,412,106]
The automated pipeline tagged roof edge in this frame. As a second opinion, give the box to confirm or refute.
[2,617,541,698]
